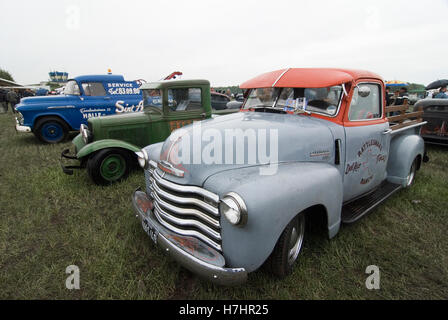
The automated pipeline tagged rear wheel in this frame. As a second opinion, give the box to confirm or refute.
[34,117,69,144]
[264,213,306,278]
[87,148,132,185]
[406,158,418,187]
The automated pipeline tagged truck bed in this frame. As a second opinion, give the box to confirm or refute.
[386,100,425,131]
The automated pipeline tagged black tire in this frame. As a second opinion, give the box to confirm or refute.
[405,158,418,188]
[34,116,69,144]
[86,148,132,185]
[264,213,306,278]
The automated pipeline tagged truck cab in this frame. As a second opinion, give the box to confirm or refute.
[15,74,142,143]
[61,79,232,185]
[132,68,428,285]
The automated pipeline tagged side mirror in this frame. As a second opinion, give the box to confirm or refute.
[358,86,371,98]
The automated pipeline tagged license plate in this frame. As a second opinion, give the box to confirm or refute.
[142,218,158,244]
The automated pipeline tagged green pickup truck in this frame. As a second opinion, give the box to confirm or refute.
[61,79,238,185]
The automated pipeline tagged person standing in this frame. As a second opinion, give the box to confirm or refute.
[434,86,448,99]
[6,89,19,113]
[385,87,391,106]
[399,87,409,99]
[0,88,8,113]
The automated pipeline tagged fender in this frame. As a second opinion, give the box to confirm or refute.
[203,162,343,272]
[30,112,74,130]
[387,133,424,187]
[77,139,141,159]
[144,142,164,162]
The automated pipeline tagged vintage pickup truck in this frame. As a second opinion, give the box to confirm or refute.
[61,79,238,185]
[132,68,428,285]
[15,74,142,143]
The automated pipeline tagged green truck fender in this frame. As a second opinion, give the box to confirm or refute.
[76,138,141,159]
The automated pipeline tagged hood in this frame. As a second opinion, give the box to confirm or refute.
[153,112,335,186]
[88,110,152,142]
[91,110,150,128]
[16,95,80,111]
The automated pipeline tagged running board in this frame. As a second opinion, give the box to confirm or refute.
[341,182,402,224]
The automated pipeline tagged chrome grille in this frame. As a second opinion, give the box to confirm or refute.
[145,163,222,251]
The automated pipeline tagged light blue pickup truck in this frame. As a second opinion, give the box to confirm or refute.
[132,68,429,285]
[15,74,142,143]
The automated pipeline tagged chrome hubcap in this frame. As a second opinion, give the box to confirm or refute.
[287,215,305,266]
[406,162,416,187]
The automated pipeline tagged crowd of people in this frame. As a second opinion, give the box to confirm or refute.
[0,88,36,113]
[385,85,448,107]
[385,86,410,106]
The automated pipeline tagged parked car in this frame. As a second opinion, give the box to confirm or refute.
[60,79,239,185]
[132,68,428,285]
[414,99,448,146]
[15,74,142,143]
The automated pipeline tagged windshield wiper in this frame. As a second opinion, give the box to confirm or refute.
[294,108,311,115]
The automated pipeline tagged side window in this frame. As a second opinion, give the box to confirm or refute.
[168,88,202,112]
[82,82,107,96]
[348,84,382,121]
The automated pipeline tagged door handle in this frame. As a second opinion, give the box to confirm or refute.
[382,129,393,135]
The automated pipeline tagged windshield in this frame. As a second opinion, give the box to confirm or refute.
[64,80,80,95]
[244,88,281,109]
[243,86,343,116]
[142,89,163,111]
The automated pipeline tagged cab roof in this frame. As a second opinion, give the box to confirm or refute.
[72,74,126,83]
[240,68,383,89]
[140,79,210,90]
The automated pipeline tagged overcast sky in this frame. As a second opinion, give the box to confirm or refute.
[1,0,447,86]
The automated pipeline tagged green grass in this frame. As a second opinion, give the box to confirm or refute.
[0,111,447,299]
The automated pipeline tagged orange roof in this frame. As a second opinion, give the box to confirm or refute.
[240,68,383,89]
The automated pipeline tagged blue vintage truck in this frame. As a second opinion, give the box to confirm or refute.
[132,68,429,285]
[15,74,142,143]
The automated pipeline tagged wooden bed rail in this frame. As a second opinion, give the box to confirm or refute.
[386,99,424,131]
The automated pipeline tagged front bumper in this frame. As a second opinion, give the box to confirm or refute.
[132,189,247,286]
[15,117,31,133]
[60,148,82,175]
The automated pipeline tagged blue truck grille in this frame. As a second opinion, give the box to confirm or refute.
[144,165,222,252]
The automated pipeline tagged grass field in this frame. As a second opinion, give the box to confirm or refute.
[0,111,447,300]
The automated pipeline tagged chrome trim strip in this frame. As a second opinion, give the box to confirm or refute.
[158,160,185,177]
[153,169,219,206]
[272,68,290,87]
[153,200,221,241]
[152,191,220,228]
[152,205,222,252]
[149,160,158,169]
[150,177,219,216]
[47,105,75,109]
[390,121,427,135]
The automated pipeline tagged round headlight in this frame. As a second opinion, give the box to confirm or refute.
[135,149,149,169]
[219,192,247,226]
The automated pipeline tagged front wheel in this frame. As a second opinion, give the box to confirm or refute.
[87,149,132,185]
[264,213,306,278]
[34,117,69,144]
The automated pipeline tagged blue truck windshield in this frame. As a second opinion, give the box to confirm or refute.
[65,80,80,95]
